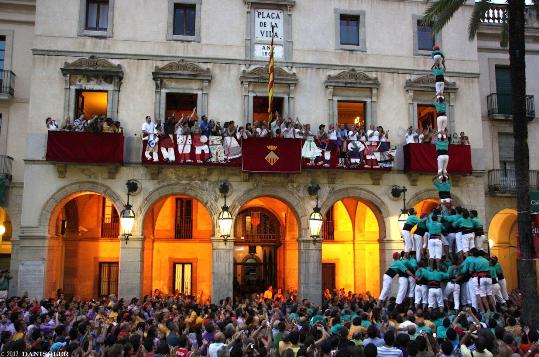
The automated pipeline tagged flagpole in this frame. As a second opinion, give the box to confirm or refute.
[268,24,275,125]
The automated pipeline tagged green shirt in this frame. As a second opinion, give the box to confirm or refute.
[489,266,497,280]
[472,217,483,229]
[427,221,444,235]
[433,179,451,193]
[389,260,409,274]
[434,139,449,152]
[432,67,445,76]
[474,256,490,273]
[434,100,447,113]
[423,269,448,282]
[406,257,418,271]
[454,217,474,229]
[461,256,477,274]
[406,215,421,226]
[494,262,504,278]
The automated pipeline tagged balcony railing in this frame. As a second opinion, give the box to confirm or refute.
[487,93,535,119]
[0,155,13,181]
[488,169,539,194]
[101,221,119,238]
[175,219,193,239]
[0,70,15,97]
[46,131,124,164]
[322,220,334,241]
[480,4,507,24]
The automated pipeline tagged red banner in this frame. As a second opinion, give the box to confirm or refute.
[46,131,124,164]
[242,138,302,173]
[403,143,472,174]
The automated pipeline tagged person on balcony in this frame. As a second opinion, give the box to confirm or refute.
[366,124,380,143]
[224,121,241,161]
[317,124,331,167]
[302,124,321,166]
[405,126,417,145]
[73,114,88,132]
[61,115,72,131]
[142,115,159,162]
[45,117,59,131]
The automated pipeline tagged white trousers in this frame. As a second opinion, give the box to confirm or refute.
[414,234,424,261]
[435,81,445,96]
[379,274,393,301]
[474,234,485,251]
[476,277,493,297]
[455,232,463,253]
[499,278,510,301]
[468,278,479,309]
[492,282,505,303]
[428,238,443,260]
[428,288,444,309]
[461,233,475,253]
[446,233,456,253]
[437,154,449,176]
[444,282,461,310]
[437,115,448,132]
[461,281,469,305]
[396,276,409,304]
[408,276,416,298]
[415,285,428,305]
[402,230,413,252]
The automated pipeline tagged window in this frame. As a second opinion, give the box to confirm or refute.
[252,96,284,122]
[322,209,334,241]
[167,0,201,42]
[498,133,515,172]
[0,36,5,71]
[417,104,437,131]
[495,66,512,115]
[86,0,109,31]
[98,262,118,296]
[166,93,197,118]
[340,15,359,46]
[175,198,193,239]
[413,16,439,56]
[337,101,366,129]
[335,10,366,51]
[79,0,114,37]
[76,90,108,119]
[417,20,435,51]
[173,263,192,295]
[173,4,196,36]
[101,198,119,238]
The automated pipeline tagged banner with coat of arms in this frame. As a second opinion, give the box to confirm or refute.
[241,138,303,173]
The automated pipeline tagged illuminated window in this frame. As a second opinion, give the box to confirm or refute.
[337,101,366,129]
[417,104,437,131]
[101,198,119,238]
[98,262,118,296]
[252,96,284,123]
[173,263,192,295]
[76,90,108,119]
[175,198,193,239]
[322,209,334,241]
[166,93,197,118]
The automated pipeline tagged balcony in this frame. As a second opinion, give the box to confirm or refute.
[487,93,535,120]
[46,131,124,164]
[0,70,15,99]
[0,155,13,181]
[488,169,539,195]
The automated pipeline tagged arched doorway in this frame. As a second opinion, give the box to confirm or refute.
[142,194,212,301]
[47,193,121,299]
[414,198,440,217]
[233,197,299,296]
[0,208,12,271]
[322,198,381,296]
[488,208,518,292]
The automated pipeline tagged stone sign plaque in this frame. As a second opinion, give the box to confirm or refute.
[18,260,44,299]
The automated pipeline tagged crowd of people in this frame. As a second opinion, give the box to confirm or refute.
[46,114,124,134]
[0,283,534,357]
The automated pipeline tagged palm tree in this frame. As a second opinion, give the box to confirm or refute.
[423,0,539,328]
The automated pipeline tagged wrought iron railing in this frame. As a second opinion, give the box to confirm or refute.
[0,155,13,180]
[101,221,119,238]
[488,169,539,194]
[0,70,15,97]
[487,93,535,119]
[240,233,280,242]
[322,220,334,241]
[175,219,193,239]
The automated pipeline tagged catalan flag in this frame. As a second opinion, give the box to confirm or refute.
[267,25,275,123]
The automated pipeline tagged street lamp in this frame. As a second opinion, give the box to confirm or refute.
[392,185,408,231]
[120,180,138,244]
[218,182,233,244]
[308,184,323,244]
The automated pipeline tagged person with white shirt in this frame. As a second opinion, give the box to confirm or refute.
[46,117,59,131]
[367,124,380,143]
[142,115,159,162]
[405,127,416,144]
[283,122,295,138]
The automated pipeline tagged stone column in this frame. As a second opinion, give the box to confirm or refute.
[298,238,322,305]
[118,236,143,299]
[16,228,51,299]
[212,237,234,303]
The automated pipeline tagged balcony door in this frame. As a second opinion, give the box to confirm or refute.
[252,96,284,123]
[98,262,118,297]
[76,90,108,119]
[173,263,192,295]
[166,93,197,118]
[495,66,512,115]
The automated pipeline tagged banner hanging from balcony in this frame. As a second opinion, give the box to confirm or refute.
[403,143,472,174]
[242,138,302,173]
[46,132,124,164]
[141,135,395,171]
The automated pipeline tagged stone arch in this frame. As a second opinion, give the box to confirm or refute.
[138,183,219,237]
[228,186,306,237]
[319,187,389,241]
[39,181,125,236]
[407,189,464,208]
